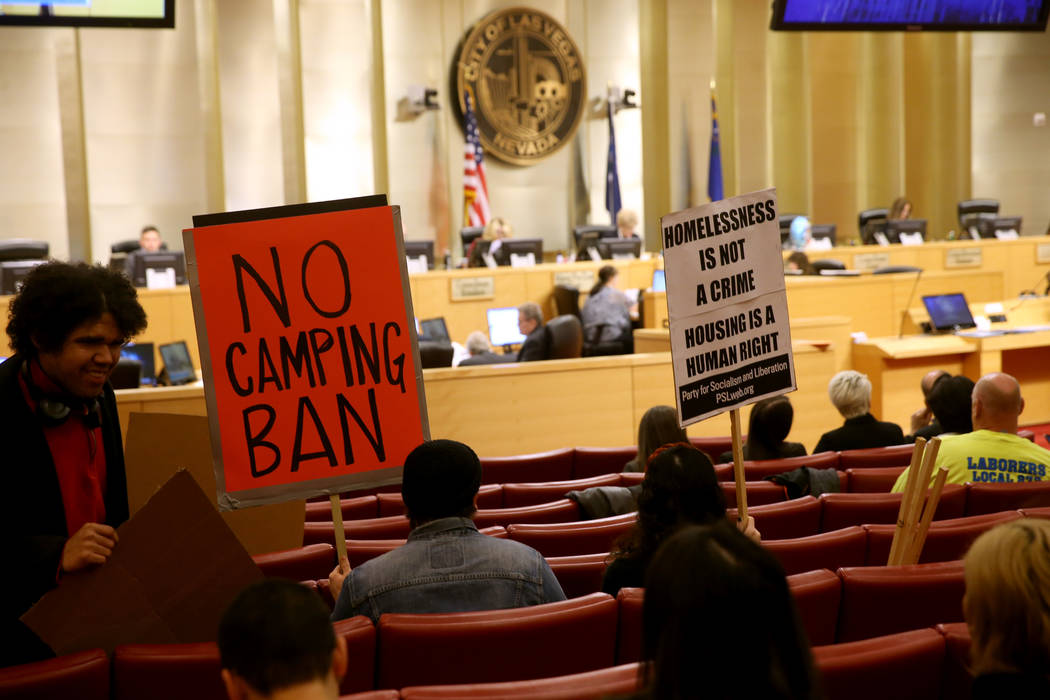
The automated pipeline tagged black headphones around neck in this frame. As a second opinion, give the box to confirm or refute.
[21,360,102,429]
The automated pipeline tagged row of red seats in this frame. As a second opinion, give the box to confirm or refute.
[0,587,974,700]
[264,508,1050,594]
[302,481,1050,545]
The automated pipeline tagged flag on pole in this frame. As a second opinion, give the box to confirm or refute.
[708,85,724,202]
[463,91,491,227]
[605,100,622,224]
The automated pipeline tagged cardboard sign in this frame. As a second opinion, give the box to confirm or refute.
[23,470,262,656]
[661,188,796,426]
[184,195,430,509]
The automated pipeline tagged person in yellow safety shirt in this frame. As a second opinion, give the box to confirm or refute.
[892,373,1050,493]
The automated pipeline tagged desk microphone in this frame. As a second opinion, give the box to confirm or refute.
[1007,270,1050,313]
[898,269,923,339]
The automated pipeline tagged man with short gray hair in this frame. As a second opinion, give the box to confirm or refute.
[459,331,505,366]
[892,372,1050,492]
[814,370,905,453]
[516,302,548,362]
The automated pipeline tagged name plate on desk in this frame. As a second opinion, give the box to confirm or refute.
[1038,243,1050,263]
[854,252,890,271]
[945,247,982,269]
[553,269,596,291]
[450,276,495,301]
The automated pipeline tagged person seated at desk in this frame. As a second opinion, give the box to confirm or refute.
[516,302,548,362]
[123,225,165,277]
[466,217,512,268]
[328,439,565,622]
[814,370,905,453]
[616,209,641,239]
[889,196,912,220]
[219,579,349,700]
[906,369,950,441]
[1,262,147,667]
[458,331,507,366]
[581,265,632,349]
[718,395,806,463]
[784,251,815,275]
[892,372,1050,493]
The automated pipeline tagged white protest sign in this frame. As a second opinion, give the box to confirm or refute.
[661,188,796,426]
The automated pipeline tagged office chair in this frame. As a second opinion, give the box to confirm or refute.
[812,259,846,272]
[111,239,141,254]
[418,340,454,369]
[460,227,484,257]
[0,239,49,262]
[957,199,999,238]
[858,208,889,242]
[546,315,583,359]
[552,285,582,319]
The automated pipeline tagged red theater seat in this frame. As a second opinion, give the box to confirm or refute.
[727,496,822,540]
[619,472,644,486]
[480,448,575,484]
[399,662,642,699]
[507,513,637,557]
[547,552,608,599]
[720,480,788,508]
[838,444,915,469]
[303,515,411,545]
[1018,429,1035,441]
[787,569,842,646]
[113,642,223,700]
[763,526,867,576]
[571,446,638,478]
[375,593,618,689]
[253,543,335,581]
[503,474,622,508]
[615,587,644,664]
[730,451,841,481]
[813,628,945,700]
[376,485,502,516]
[965,481,1050,516]
[690,435,735,463]
[936,622,973,700]
[863,510,1022,565]
[835,560,965,642]
[341,692,400,700]
[1021,506,1050,519]
[819,484,966,532]
[472,499,582,529]
[332,616,378,695]
[0,649,109,700]
[305,495,378,522]
[713,463,732,480]
[846,466,907,493]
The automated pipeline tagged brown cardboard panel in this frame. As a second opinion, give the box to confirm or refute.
[23,471,263,656]
[123,412,305,554]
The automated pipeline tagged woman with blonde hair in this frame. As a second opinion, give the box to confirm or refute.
[964,519,1050,696]
[467,217,512,267]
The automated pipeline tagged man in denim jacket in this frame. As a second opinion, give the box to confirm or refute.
[329,440,565,622]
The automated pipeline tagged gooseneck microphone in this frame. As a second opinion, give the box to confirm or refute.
[898,269,923,339]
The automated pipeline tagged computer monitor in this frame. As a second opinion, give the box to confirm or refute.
[404,240,435,269]
[159,340,196,385]
[885,219,927,244]
[495,238,543,267]
[486,306,526,347]
[0,259,45,295]
[977,216,1022,239]
[922,293,976,331]
[572,225,618,250]
[810,224,836,247]
[779,214,804,247]
[598,238,642,260]
[958,199,999,237]
[419,317,450,342]
[120,342,156,386]
[652,269,666,292]
[131,251,187,288]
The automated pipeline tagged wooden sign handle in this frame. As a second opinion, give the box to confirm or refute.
[729,408,748,522]
[330,494,348,564]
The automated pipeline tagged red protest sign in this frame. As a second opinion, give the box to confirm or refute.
[184,196,429,509]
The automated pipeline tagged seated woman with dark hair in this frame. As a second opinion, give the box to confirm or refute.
[601,443,758,596]
[964,519,1050,697]
[581,264,632,349]
[635,522,820,700]
[718,395,806,463]
[624,405,688,472]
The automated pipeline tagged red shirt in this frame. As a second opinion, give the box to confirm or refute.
[20,361,108,537]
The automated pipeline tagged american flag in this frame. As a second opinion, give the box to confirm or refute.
[463,91,491,227]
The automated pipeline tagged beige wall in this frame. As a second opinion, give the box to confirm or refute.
[0,2,1046,262]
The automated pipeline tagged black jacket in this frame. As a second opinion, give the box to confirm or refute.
[814,413,905,454]
[459,351,510,367]
[0,355,128,666]
[517,326,548,362]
